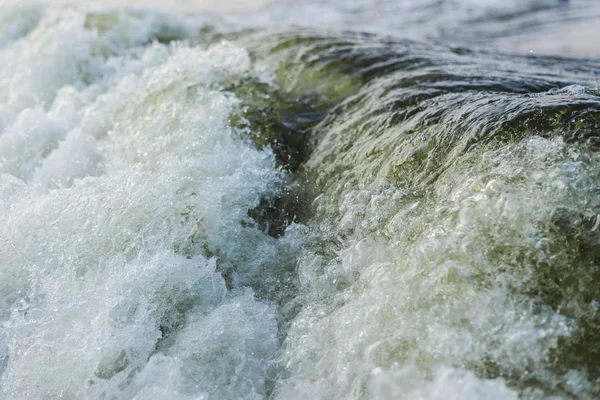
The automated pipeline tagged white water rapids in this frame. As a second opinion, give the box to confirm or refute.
[0,1,599,399]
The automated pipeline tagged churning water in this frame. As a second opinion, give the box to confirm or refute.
[0,0,599,399]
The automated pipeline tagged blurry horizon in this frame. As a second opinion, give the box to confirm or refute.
[45,0,275,12]
[43,0,600,58]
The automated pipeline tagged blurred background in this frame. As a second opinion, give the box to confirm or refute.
[45,0,600,58]
[46,0,274,12]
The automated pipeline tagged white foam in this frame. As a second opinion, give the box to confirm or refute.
[0,0,43,48]
[1,1,598,399]
[0,5,284,399]
[276,136,597,399]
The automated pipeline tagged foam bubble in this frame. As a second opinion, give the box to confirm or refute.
[0,6,285,399]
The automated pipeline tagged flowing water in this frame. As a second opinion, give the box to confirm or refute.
[1,0,599,399]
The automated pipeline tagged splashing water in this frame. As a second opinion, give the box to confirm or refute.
[0,1,599,399]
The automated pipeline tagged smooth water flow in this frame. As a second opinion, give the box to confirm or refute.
[0,1,599,399]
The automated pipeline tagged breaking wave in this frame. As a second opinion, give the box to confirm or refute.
[0,1,599,399]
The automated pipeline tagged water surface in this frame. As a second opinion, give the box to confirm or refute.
[0,0,599,399]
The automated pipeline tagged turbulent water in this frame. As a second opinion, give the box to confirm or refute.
[1,0,599,399]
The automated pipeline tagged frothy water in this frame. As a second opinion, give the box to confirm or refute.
[1,1,599,399]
